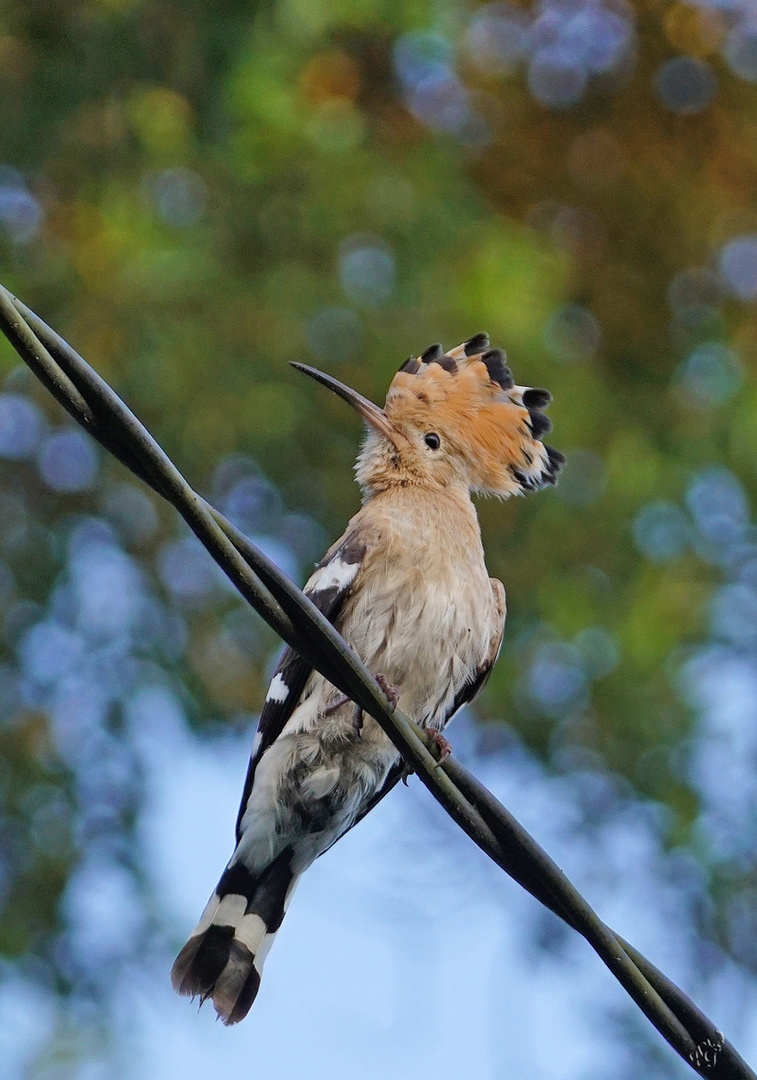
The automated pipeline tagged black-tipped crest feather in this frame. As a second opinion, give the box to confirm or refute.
[398,356,421,374]
[464,332,490,355]
[420,343,444,362]
[430,353,458,373]
[481,348,514,390]
[523,387,552,409]
[528,412,552,440]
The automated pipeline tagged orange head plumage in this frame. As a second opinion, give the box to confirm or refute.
[293,333,564,499]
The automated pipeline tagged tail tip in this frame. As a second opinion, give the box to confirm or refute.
[171,930,263,1025]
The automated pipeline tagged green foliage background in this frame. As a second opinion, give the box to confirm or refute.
[0,0,756,1072]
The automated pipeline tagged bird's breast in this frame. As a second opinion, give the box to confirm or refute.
[340,546,495,728]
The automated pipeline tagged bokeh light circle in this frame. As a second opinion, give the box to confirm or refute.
[719,235,757,301]
[655,56,717,115]
[38,430,100,493]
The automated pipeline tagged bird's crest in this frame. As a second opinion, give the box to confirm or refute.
[384,334,564,497]
[293,333,564,498]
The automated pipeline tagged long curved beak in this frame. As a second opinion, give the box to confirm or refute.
[291,362,399,446]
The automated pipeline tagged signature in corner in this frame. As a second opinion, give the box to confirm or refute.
[689,1031,724,1070]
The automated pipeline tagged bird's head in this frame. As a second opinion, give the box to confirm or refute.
[292,334,564,499]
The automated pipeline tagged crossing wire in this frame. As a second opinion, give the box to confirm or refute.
[0,284,752,1080]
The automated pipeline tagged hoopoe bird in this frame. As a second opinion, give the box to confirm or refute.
[171,334,563,1023]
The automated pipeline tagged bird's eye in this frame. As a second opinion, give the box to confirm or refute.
[424,433,440,450]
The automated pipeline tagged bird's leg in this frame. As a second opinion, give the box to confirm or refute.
[426,728,453,765]
[379,672,411,775]
[325,693,364,734]
[325,693,350,716]
[375,672,400,709]
[352,673,400,737]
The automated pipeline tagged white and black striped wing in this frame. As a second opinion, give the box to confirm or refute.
[234,534,366,841]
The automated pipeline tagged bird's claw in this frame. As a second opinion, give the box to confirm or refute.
[325,693,363,733]
[325,693,350,716]
[427,729,452,765]
[375,673,400,709]
[346,674,400,738]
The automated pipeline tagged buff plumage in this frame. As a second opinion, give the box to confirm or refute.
[171,334,563,1024]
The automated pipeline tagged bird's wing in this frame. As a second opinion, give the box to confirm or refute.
[337,577,507,839]
[447,577,506,718]
[234,533,366,841]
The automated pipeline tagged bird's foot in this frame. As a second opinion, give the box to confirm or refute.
[342,674,400,738]
[375,673,400,709]
[325,693,351,716]
[325,693,364,734]
[325,694,365,735]
[426,728,453,765]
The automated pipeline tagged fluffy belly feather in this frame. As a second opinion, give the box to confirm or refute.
[342,560,494,726]
[237,566,494,875]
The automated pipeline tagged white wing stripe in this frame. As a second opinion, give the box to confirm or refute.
[307,556,360,593]
[266,673,289,704]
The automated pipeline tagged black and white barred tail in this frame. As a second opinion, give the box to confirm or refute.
[171,848,296,1024]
